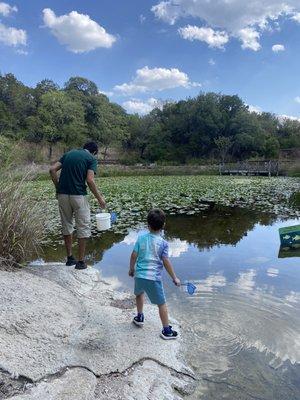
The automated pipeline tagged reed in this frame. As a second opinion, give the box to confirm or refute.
[0,171,45,269]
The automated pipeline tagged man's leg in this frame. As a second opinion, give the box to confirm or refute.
[78,237,86,262]
[73,196,91,269]
[58,195,74,262]
[64,235,73,257]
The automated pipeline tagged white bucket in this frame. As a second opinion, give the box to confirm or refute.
[96,213,111,231]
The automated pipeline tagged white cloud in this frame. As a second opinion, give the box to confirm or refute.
[0,23,26,46]
[98,89,114,97]
[178,25,229,49]
[272,44,285,52]
[237,270,256,291]
[42,8,116,53]
[0,2,27,49]
[278,114,300,122]
[209,58,216,66]
[152,0,300,50]
[114,66,200,95]
[196,273,226,292]
[168,239,189,257]
[267,268,279,277]
[139,14,146,24]
[0,2,17,16]
[16,48,28,55]
[237,27,261,51]
[122,230,139,245]
[123,98,164,115]
[248,104,262,114]
[295,96,300,104]
[291,12,300,23]
[285,291,300,303]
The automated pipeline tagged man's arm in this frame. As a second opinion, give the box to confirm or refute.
[49,162,62,192]
[129,251,138,277]
[162,257,181,286]
[86,170,106,209]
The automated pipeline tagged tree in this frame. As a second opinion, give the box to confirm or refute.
[85,96,129,159]
[38,91,85,159]
[0,73,36,133]
[34,79,59,105]
[214,136,233,163]
[64,77,98,96]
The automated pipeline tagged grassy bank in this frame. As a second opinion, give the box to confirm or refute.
[31,163,219,181]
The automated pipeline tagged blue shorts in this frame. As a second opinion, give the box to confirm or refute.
[134,278,166,305]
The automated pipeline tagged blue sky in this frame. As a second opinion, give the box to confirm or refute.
[1,0,300,116]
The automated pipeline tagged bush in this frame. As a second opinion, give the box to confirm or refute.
[0,172,46,269]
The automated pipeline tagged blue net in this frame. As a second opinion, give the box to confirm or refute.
[111,212,117,224]
[185,282,197,295]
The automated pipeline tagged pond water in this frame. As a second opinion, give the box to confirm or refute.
[42,206,300,399]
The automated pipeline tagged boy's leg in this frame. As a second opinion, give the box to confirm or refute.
[136,293,145,314]
[133,292,145,326]
[158,303,178,339]
[158,303,169,327]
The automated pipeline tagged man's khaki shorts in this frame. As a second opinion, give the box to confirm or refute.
[58,195,91,238]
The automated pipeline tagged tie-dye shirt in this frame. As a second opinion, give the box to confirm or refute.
[133,232,169,281]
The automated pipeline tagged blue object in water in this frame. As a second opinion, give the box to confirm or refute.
[111,212,117,224]
[279,225,300,248]
[181,282,197,295]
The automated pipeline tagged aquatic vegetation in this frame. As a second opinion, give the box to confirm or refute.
[27,176,300,242]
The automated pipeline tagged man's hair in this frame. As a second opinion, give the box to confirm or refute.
[83,141,99,155]
[147,209,166,231]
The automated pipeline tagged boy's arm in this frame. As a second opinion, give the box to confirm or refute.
[129,251,138,277]
[162,257,181,286]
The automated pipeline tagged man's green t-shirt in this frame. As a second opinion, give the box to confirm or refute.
[58,149,97,195]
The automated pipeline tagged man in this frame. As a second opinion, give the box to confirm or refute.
[49,141,106,270]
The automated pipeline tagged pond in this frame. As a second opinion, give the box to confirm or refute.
[41,205,300,399]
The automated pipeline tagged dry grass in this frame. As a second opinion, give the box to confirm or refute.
[0,172,46,269]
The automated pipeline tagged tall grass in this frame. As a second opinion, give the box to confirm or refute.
[0,172,46,269]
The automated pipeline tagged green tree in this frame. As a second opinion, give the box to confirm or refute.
[38,91,85,158]
[34,79,59,105]
[214,136,233,163]
[64,76,99,96]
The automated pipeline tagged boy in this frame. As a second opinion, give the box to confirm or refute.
[128,209,181,340]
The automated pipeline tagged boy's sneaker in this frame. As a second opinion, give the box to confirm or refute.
[133,314,144,327]
[160,326,178,340]
[75,260,87,270]
[66,255,77,266]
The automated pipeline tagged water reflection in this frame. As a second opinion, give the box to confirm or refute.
[41,206,300,399]
[165,206,276,249]
[279,245,300,258]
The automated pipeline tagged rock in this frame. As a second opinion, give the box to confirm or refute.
[9,368,97,400]
[0,264,195,399]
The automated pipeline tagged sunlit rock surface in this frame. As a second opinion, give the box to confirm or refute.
[0,264,195,399]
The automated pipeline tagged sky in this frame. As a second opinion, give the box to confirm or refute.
[1,0,300,117]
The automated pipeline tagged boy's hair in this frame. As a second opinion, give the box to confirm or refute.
[147,209,166,231]
[83,141,99,155]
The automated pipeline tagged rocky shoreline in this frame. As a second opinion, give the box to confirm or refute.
[0,263,196,399]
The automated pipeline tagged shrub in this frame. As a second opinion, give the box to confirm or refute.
[0,172,46,269]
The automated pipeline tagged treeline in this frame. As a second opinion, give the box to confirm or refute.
[0,73,299,164]
[125,94,300,163]
[0,74,128,160]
